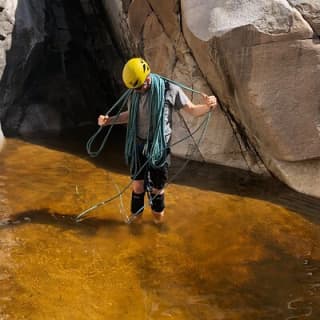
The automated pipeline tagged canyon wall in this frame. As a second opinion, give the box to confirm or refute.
[101,0,320,198]
[0,0,319,198]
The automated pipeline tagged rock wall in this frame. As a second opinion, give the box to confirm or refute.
[0,0,119,136]
[101,0,251,171]
[0,121,4,152]
[0,0,319,199]
[102,0,320,198]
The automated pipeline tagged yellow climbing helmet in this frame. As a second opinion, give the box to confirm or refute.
[122,57,151,89]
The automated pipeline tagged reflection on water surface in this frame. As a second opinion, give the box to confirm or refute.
[0,130,319,319]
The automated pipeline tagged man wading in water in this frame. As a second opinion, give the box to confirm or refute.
[98,58,217,224]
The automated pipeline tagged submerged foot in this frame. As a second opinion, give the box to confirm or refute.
[152,212,164,225]
[127,213,143,224]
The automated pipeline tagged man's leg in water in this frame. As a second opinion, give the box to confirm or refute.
[130,179,145,222]
[130,142,147,223]
[149,163,168,224]
[150,188,165,224]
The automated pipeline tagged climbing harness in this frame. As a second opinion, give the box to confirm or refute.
[76,74,213,223]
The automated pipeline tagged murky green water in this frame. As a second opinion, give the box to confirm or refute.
[0,129,320,319]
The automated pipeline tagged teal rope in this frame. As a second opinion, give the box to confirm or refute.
[147,74,167,168]
[126,109,212,224]
[159,75,203,95]
[125,73,167,175]
[86,73,206,160]
[86,89,132,158]
[77,74,213,222]
[76,112,211,222]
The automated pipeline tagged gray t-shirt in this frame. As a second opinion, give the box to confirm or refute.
[132,82,190,143]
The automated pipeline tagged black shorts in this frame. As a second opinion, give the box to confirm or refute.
[130,143,169,190]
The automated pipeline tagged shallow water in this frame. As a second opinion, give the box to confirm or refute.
[0,129,320,320]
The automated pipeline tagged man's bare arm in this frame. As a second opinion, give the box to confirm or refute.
[182,94,217,117]
[98,111,129,126]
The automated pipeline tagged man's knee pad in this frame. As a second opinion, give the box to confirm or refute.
[151,193,165,213]
[131,192,145,215]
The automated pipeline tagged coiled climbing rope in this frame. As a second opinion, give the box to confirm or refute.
[125,73,167,175]
[76,74,213,222]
